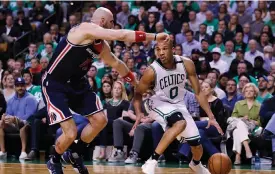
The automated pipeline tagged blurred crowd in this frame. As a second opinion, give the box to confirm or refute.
[0,0,275,166]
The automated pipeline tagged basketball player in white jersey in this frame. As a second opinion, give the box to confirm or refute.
[133,40,224,174]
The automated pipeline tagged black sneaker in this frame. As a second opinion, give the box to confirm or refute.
[47,159,63,174]
[62,151,89,174]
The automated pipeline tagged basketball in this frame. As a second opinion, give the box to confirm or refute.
[208,153,232,174]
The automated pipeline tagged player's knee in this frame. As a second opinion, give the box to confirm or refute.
[167,112,186,129]
[64,125,77,141]
[93,112,108,127]
[187,138,201,147]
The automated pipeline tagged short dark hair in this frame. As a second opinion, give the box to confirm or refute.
[185,30,194,36]
[254,8,262,14]
[22,69,33,78]
[227,78,237,84]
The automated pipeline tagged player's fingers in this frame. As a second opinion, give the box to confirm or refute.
[206,121,210,129]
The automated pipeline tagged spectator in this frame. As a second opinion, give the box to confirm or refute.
[253,1,270,22]
[14,60,23,72]
[231,83,261,164]
[49,24,63,43]
[40,57,49,72]
[163,10,181,35]
[174,44,183,56]
[40,43,53,60]
[131,42,147,69]
[222,79,244,112]
[175,22,189,45]
[228,14,243,34]
[237,2,252,26]
[6,58,15,72]
[212,20,234,44]
[252,56,269,79]
[203,10,219,36]
[207,1,219,17]
[126,58,135,73]
[173,2,189,25]
[2,74,15,102]
[198,60,211,80]
[206,71,226,99]
[244,39,264,65]
[98,81,112,105]
[258,32,272,53]
[110,68,119,82]
[181,30,200,56]
[98,81,129,161]
[145,13,156,33]
[155,21,167,34]
[210,47,228,74]
[14,10,31,33]
[229,48,253,77]
[194,24,210,43]
[65,14,78,34]
[196,2,207,24]
[37,33,57,55]
[24,43,41,69]
[234,32,247,52]
[0,15,21,43]
[216,4,230,23]
[243,23,252,44]
[200,39,212,62]
[82,4,97,22]
[190,48,202,74]
[271,62,275,76]
[29,58,42,85]
[29,1,50,29]
[221,40,236,65]
[158,1,170,22]
[0,1,12,15]
[0,77,38,159]
[262,25,274,45]
[218,72,229,92]
[233,62,257,85]
[250,9,265,39]
[267,75,275,95]
[256,75,273,104]
[265,9,275,37]
[116,2,131,29]
[125,15,138,30]
[209,33,225,52]
[188,11,200,33]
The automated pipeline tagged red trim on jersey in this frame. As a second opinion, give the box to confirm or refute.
[93,40,104,53]
[48,44,72,74]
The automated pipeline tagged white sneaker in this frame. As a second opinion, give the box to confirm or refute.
[0,151,7,159]
[19,152,28,159]
[189,161,210,174]
[142,159,158,174]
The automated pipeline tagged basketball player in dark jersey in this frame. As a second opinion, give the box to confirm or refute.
[43,7,169,174]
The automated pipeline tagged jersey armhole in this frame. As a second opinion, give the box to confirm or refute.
[149,65,157,91]
[178,56,189,79]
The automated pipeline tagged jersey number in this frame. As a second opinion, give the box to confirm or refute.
[170,86,178,99]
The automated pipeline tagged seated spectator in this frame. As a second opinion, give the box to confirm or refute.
[227,14,243,34]
[40,43,53,60]
[0,1,12,15]
[243,23,252,44]
[188,11,200,33]
[207,71,226,99]
[216,4,230,23]
[257,32,272,53]
[194,24,210,43]
[263,46,275,72]
[209,33,225,52]
[174,44,183,56]
[203,11,219,36]
[49,24,63,43]
[87,66,101,89]
[180,79,226,158]
[196,2,207,24]
[256,75,272,104]
[14,10,31,33]
[145,13,156,34]
[233,62,258,86]
[181,30,200,57]
[124,15,138,30]
[28,58,42,85]
[222,79,244,112]
[250,8,265,39]
[0,77,38,159]
[211,20,234,44]
[221,40,236,66]
[24,43,41,69]
[110,68,119,82]
[11,1,29,18]
[229,49,253,77]
[236,2,252,26]
[87,77,98,92]
[163,10,181,35]
[116,2,131,29]
[267,75,275,95]
[210,47,228,74]
[131,42,147,69]
[0,15,21,43]
[234,32,247,52]
[40,57,49,72]
[251,56,269,79]
[98,81,112,105]
[200,39,213,62]
[237,73,251,94]
[244,39,264,65]
[97,81,129,161]
[65,14,78,34]
[218,73,229,92]
[265,9,275,36]
[82,4,97,22]
[231,83,261,164]
[2,74,15,101]
[37,33,57,55]
[29,1,50,29]
[175,22,189,45]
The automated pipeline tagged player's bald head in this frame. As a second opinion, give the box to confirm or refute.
[91,7,114,29]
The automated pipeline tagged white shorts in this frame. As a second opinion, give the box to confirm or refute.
[145,98,200,142]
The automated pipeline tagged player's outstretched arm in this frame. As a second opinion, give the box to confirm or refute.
[132,67,155,130]
[183,58,224,135]
[81,23,169,43]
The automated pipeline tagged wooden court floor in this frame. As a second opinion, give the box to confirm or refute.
[0,163,275,174]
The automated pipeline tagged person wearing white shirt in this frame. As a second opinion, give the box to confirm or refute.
[263,45,275,72]
[196,2,207,24]
[188,11,200,33]
[210,47,229,74]
[207,71,226,99]
[244,39,264,65]
[221,40,236,65]
[181,30,201,56]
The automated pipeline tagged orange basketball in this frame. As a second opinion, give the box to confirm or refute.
[208,153,232,174]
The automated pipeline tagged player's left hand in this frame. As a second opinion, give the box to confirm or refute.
[207,118,224,135]
[129,129,135,137]
[156,33,170,43]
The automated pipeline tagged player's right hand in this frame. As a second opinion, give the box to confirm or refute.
[156,33,170,43]
[207,118,224,135]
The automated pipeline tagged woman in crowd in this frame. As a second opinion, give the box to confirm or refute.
[98,81,113,106]
[97,81,129,161]
[216,3,230,23]
[2,74,15,102]
[231,83,261,164]
[228,14,243,34]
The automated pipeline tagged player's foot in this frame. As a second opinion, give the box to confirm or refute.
[47,159,63,174]
[142,159,158,174]
[19,152,28,159]
[158,155,166,163]
[189,161,210,174]
[108,149,125,163]
[0,151,7,159]
[62,151,89,174]
[125,151,138,164]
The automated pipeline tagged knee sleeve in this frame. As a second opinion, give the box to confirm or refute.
[166,112,184,127]
[187,138,201,146]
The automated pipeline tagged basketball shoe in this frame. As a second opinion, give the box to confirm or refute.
[47,159,63,174]
[141,158,158,174]
[189,161,211,174]
[62,150,89,174]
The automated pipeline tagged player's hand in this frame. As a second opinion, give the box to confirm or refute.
[156,33,170,43]
[207,118,224,135]
[129,129,135,137]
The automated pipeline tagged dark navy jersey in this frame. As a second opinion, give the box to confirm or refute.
[46,35,103,83]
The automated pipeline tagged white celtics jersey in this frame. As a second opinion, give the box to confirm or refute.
[150,55,188,104]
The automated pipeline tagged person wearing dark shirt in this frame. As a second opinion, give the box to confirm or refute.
[0,15,21,41]
[0,91,6,117]
[29,1,50,28]
[234,32,247,52]
[200,39,213,62]
[14,10,32,33]
[163,10,181,34]
[251,56,269,79]
[145,13,156,33]
[222,79,244,112]
[172,2,190,25]
[97,81,130,161]
[131,42,147,69]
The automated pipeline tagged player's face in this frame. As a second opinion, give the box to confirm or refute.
[155,41,173,65]
[104,18,114,29]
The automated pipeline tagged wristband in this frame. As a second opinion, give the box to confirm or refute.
[123,71,135,82]
[135,31,146,42]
